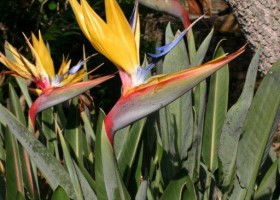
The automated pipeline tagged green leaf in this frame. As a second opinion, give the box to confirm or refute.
[16,192,25,200]
[0,125,5,162]
[59,124,97,200]
[186,28,210,179]
[182,175,197,200]
[95,110,130,200]
[160,23,193,160]
[135,180,148,200]
[219,49,260,188]
[116,118,146,183]
[8,84,26,125]
[163,23,190,69]
[187,28,196,64]
[41,108,57,156]
[15,77,32,108]
[133,142,144,192]
[114,125,130,157]
[229,59,280,200]
[202,47,229,172]
[65,100,87,164]
[189,80,206,179]
[190,28,214,67]
[51,186,70,200]
[160,170,192,200]
[74,162,97,193]
[262,107,280,165]
[254,159,278,200]
[73,162,98,200]
[58,126,84,200]
[0,105,76,199]
[81,110,96,143]
[8,84,38,199]
[5,127,24,200]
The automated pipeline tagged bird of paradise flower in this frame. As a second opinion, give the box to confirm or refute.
[69,0,245,144]
[0,32,113,129]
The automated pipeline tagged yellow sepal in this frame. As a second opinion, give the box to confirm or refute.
[31,32,55,80]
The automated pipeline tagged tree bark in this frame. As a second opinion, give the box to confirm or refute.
[225,0,280,74]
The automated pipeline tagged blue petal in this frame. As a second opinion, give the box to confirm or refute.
[148,29,188,58]
[148,15,205,59]
[68,61,84,74]
[68,54,95,74]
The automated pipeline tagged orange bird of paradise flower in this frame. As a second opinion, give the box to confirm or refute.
[69,0,245,144]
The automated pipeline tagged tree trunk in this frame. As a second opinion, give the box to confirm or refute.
[225,0,280,74]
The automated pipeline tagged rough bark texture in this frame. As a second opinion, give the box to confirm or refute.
[226,0,280,74]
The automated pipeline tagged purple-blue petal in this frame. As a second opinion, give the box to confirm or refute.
[148,28,188,58]
[148,15,205,59]
[68,61,84,74]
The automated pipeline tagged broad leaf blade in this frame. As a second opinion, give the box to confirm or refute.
[229,59,280,200]
[81,110,96,143]
[51,186,70,200]
[187,28,196,64]
[219,49,260,188]
[9,84,37,199]
[41,108,57,156]
[58,126,84,200]
[135,180,148,200]
[5,127,24,200]
[8,84,26,125]
[0,105,76,199]
[95,110,130,200]
[65,100,87,164]
[59,125,97,200]
[160,170,192,200]
[190,28,214,67]
[15,77,32,108]
[202,47,229,172]
[185,28,208,180]
[254,159,278,200]
[117,118,146,182]
[161,23,193,160]
[73,162,98,200]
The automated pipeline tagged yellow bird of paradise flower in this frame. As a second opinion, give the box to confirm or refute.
[0,32,113,129]
[0,32,96,95]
